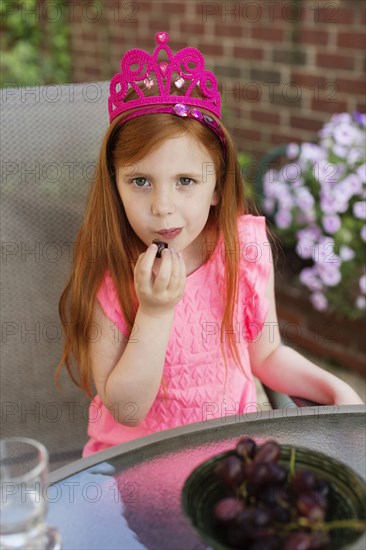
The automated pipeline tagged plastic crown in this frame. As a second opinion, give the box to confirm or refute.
[108,31,221,124]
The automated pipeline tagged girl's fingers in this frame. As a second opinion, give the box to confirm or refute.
[152,248,172,292]
[167,249,183,292]
[134,244,158,287]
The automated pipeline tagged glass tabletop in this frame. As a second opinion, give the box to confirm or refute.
[47,406,365,550]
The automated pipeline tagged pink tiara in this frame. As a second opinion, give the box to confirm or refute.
[108,31,222,123]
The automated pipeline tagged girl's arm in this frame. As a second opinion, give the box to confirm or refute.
[248,263,364,405]
[90,245,186,426]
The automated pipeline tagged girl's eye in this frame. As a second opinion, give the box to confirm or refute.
[132,177,149,187]
[179,177,195,186]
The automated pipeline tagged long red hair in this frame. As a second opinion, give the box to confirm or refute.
[57,85,252,398]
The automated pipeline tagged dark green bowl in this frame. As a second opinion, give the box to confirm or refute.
[182,445,366,550]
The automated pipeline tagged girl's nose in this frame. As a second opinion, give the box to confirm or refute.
[151,189,176,216]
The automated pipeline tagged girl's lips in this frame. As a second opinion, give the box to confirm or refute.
[156,228,182,239]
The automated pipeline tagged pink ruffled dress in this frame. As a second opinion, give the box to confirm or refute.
[83,215,272,456]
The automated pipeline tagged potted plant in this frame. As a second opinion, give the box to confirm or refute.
[261,112,366,321]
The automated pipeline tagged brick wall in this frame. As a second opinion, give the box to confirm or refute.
[68,0,366,372]
[69,0,366,159]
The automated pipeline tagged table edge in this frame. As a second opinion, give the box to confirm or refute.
[49,404,365,483]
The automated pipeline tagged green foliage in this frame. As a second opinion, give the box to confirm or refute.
[0,0,71,87]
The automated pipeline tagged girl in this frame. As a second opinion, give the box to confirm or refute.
[57,32,363,457]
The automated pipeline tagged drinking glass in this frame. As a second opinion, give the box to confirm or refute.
[0,437,61,549]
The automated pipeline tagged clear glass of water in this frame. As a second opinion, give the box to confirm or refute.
[0,437,61,549]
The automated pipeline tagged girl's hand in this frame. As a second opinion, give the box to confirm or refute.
[134,243,186,318]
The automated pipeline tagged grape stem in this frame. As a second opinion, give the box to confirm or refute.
[276,518,366,534]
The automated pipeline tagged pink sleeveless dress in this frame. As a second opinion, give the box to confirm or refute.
[83,215,272,456]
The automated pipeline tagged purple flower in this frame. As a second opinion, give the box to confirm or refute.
[353,201,366,220]
[299,267,323,291]
[356,163,366,183]
[356,296,366,309]
[283,163,302,183]
[299,143,326,164]
[333,123,360,146]
[337,174,362,200]
[359,274,366,294]
[295,187,315,210]
[322,214,341,234]
[333,144,348,158]
[353,112,366,127]
[263,197,275,214]
[275,210,292,229]
[317,263,341,287]
[339,245,355,261]
[311,292,328,311]
[361,225,366,242]
[287,143,300,159]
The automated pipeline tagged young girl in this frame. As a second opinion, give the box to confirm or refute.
[57,32,363,457]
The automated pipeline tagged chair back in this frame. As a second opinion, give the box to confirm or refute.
[1,82,110,469]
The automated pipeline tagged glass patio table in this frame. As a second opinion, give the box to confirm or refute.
[47,405,365,550]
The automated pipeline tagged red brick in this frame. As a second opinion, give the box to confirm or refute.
[180,22,205,35]
[197,42,224,56]
[233,127,262,142]
[251,109,280,125]
[291,72,327,89]
[316,53,355,71]
[290,115,323,132]
[299,28,329,45]
[251,27,284,42]
[270,132,305,145]
[310,4,354,24]
[161,2,186,14]
[233,46,263,61]
[336,77,366,95]
[311,98,348,113]
[215,24,244,38]
[337,31,366,49]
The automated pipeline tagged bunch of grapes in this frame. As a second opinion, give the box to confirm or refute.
[213,438,332,550]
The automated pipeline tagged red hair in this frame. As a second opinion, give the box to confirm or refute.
[57,86,252,398]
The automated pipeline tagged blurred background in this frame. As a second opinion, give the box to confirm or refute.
[1,0,365,403]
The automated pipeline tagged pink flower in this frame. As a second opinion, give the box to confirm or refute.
[356,163,366,183]
[299,268,322,291]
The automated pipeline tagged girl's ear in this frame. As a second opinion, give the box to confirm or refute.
[211,186,219,206]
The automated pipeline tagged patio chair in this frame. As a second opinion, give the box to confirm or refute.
[0,82,314,470]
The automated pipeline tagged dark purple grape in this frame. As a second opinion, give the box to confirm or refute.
[260,485,289,507]
[213,497,244,524]
[249,535,281,550]
[309,532,330,550]
[215,455,245,487]
[226,509,253,546]
[297,494,326,522]
[284,532,313,550]
[250,463,272,485]
[251,507,272,528]
[292,469,317,494]
[254,441,281,464]
[267,463,288,485]
[152,239,168,258]
[315,479,330,499]
[236,437,257,460]
[271,504,291,523]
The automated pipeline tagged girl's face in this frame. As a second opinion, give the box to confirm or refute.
[116,133,219,271]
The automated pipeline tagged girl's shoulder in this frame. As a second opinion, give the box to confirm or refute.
[237,214,269,244]
[96,271,129,335]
